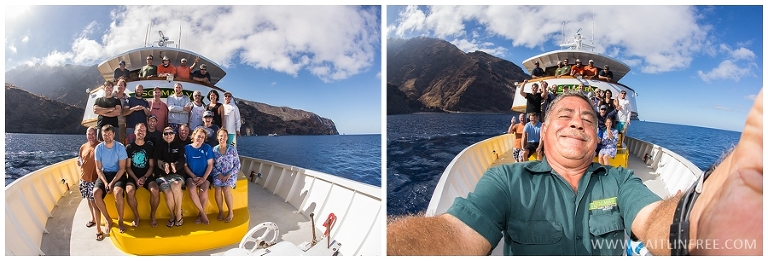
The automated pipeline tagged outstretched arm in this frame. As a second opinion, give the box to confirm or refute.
[387,214,491,255]
[633,89,763,255]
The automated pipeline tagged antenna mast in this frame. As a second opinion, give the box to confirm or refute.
[561,22,566,49]
[591,8,595,51]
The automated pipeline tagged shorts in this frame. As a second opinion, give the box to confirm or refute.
[213,173,237,188]
[617,121,628,133]
[79,180,95,200]
[512,148,523,161]
[186,175,214,188]
[524,142,540,154]
[94,172,126,199]
[227,134,237,146]
[156,174,184,191]
[127,175,157,191]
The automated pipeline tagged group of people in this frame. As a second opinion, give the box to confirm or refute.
[114,55,212,84]
[530,58,613,82]
[508,79,632,164]
[83,80,244,241]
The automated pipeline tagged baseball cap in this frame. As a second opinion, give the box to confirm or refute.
[119,60,125,65]
[599,105,607,110]
[575,59,581,63]
[203,111,214,117]
[181,58,187,63]
[148,114,158,121]
[162,56,170,61]
[588,60,594,63]
[534,61,539,65]
[200,64,207,69]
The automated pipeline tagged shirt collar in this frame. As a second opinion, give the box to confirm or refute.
[525,157,608,176]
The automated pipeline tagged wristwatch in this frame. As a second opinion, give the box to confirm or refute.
[669,165,715,255]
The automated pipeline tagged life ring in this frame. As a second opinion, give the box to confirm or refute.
[241,222,279,251]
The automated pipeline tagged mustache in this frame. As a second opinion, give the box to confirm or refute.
[557,130,590,141]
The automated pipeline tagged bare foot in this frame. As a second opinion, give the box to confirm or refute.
[104,220,112,233]
[201,214,210,225]
[150,218,158,228]
[217,212,224,221]
[195,215,202,224]
[224,212,234,223]
[118,223,126,233]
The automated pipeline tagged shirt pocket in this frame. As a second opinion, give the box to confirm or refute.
[506,219,564,255]
[588,212,625,256]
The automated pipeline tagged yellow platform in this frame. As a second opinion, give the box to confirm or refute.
[101,172,249,255]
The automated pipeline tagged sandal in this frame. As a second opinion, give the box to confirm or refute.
[176,216,184,227]
[96,232,105,241]
[86,221,96,228]
[166,218,175,228]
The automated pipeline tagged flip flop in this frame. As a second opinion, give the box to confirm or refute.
[96,232,105,241]
[166,219,175,228]
[86,221,96,228]
[118,223,126,233]
[176,216,184,227]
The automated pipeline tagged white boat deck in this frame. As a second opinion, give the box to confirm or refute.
[42,183,318,256]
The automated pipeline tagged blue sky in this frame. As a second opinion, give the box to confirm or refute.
[3,5,382,135]
[387,5,763,132]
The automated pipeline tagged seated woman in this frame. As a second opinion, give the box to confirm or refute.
[154,126,186,227]
[212,128,241,223]
[599,118,619,166]
[183,128,214,225]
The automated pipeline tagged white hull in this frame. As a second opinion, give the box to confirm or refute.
[4,156,382,256]
[425,133,702,254]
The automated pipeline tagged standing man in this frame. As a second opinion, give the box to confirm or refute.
[531,61,544,78]
[148,87,169,129]
[115,79,131,144]
[615,90,632,146]
[125,123,160,228]
[145,115,163,146]
[125,84,150,144]
[222,91,242,146]
[93,81,121,142]
[157,56,176,77]
[599,65,614,82]
[167,83,192,134]
[520,113,542,161]
[139,55,157,79]
[114,60,130,80]
[176,56,199,80]
[584,60,598,79]
[192,64,212,84]
[78,127,101,237]
[555,58,570,77]
[518,79,547,120]
[509,114,526,162]
[570,59,586,77]
[92,125,129,236]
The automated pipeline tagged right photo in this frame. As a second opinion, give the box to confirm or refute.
[386,5,763,256]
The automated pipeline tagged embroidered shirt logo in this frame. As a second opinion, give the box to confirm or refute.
[589,197,617,211]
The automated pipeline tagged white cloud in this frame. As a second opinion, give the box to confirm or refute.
[43,51,73,67]
[713,105,730,111]
[8,44,17,53]
[389,6,711,74]
[31,6,379,83]
[271,82,277,86]
[697,60,748,83]
[21,36,29,43]
[375,71,381,79]
[745,94,757,101]
[450,38,507,57]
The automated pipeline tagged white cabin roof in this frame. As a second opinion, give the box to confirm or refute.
[522,50,631,82]
[97,47,226,85]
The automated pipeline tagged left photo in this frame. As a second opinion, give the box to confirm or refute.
[4,5,382,256]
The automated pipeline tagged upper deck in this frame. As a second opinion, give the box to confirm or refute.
[97,47,227,85]
[521,49,631,82]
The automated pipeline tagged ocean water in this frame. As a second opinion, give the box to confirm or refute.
[4,133,381,187]
[386,113,742,216]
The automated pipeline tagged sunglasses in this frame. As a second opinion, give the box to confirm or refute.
[147,58,153,60]
[224,95,232,98]
[163,132,174,136]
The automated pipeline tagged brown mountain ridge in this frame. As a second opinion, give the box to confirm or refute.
[387,37,530,114]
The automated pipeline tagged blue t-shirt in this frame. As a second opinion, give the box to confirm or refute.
[523,122,542,142]
[94,142,128,172]
[184,143,214,177]
[126,96,149,128]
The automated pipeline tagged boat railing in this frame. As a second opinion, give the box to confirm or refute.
[239,156,382,256]
[625,136,703,198]
[426,134,516,217]
[5,158,80,256]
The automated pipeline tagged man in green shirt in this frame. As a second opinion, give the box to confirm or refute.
[139,55,157,78]
[388,91,763,256]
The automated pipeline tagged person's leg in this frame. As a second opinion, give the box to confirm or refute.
[158,178,176,227]
[171,181,184,226]
[223,186,234,223]
[93,179,112,234]
[147,181,160,228]
[112,184,126,233]
[215,186,224,221]
[125,181,139,227]
[198,180,210,224]
[186,178,205,224]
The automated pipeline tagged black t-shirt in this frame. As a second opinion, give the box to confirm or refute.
[126,141,154,179]
[532,67,544,77]
[154,140,186,176]
[145,129,163,147]
[191,70,211,83]
[524,93,544,113]
[95,96,120,128]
